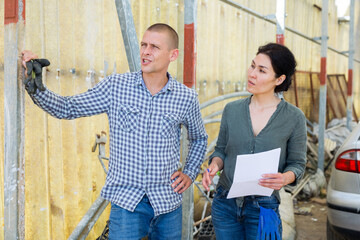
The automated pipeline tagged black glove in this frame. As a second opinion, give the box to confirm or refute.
[23,59,50,94]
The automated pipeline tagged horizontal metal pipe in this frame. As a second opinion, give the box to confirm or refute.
[68,196,109,240]
[200,91,251,110]
[219,0,360,63]
[203,119,221,125]
[203,109,223,120]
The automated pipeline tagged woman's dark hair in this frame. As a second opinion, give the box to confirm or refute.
[257,43,297,93]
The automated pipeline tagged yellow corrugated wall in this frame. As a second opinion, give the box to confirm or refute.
[0,0,359,239]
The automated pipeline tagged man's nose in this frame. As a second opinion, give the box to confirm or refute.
[143,45,151,55]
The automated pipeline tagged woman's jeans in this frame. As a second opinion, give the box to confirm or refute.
[211,186,282,240]
[108,195,182,240]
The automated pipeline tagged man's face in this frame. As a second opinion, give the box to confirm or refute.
[140,30,177,76]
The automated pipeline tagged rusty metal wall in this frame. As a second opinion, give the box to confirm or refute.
[0,0,359,239]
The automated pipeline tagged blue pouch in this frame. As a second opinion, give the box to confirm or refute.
[256,206,281,240]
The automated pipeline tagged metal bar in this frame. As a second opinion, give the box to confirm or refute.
[347,0,355,129]
[309,73,315,108]
[183,0,197,89]
[181,126,193,240]
[200,91,251,110]
[317,0,329,172]
[114,0,141,72]
[276,0,285,44]
[335,75,347,107]
[67,196,109,240]
[77,199,110,240]
[4,1,26,239]
[219,0,360,63]
[193,182,212,203]
[182,1,198,238]
[203,119,221,125]
[203,109,223,120]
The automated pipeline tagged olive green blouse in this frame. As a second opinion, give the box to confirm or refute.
[210,96,307,203]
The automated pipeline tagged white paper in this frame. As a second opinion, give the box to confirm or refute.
[227,148,281,199]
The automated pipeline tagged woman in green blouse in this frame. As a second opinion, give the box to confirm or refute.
[202,43,307,240]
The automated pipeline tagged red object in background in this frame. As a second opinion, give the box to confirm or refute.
[335,149,360,173]
[4,0,25,25]
[276,34,285,45]
[347,69,353,96]
[183,23,196,89]
[320,57,327,85]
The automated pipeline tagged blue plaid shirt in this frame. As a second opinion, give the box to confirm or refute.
[30,71,208,215]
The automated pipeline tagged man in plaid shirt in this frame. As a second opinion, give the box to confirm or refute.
[22,23,208,239]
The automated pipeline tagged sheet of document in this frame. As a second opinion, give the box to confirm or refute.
[227,148,281,199]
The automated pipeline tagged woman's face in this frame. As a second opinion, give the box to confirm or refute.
[247,53,284,95]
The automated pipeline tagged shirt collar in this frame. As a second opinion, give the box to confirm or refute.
[135,70,174,92]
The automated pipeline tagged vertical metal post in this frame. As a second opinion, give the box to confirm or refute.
[276,0,285,45]
[4,0,26,239]
[114,0,141,72]
[318,0,328,172]
[183,0,197,89]
[182,2,197,239]
[346,0,355,130]
[181,128,194,240]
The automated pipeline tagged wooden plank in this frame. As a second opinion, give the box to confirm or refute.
[23,0,51,239]
[43,0,65,239]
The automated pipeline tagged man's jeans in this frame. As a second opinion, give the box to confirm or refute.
[211,186,282,240]
[108,195,182,240]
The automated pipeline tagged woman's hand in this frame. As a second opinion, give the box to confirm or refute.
[202,157,223,191]
[258,171,295,190]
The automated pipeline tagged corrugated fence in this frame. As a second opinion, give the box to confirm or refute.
[0,0,359,239]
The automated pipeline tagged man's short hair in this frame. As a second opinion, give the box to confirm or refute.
[147,23,179,49]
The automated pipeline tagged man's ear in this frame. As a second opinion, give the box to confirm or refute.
[276,75,286,86]
[170,49,179,62]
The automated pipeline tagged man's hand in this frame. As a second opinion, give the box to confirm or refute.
[21,50,50,94]
[22,50,38,67]
[171,171,192,194]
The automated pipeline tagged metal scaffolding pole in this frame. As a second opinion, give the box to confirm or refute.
[4,0,26,239]
[219,0,360,63]
[318,0,329,172]
[347,0,355,129]
[182,1,197,239]
[276,0,285,45]
[183,0,197,89]
[114,0,141,72]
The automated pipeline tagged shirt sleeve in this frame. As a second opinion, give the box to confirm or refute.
[29,75,113,119]
[283,112,307,186]
[182,94,208,182]
[208,104,228,164]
